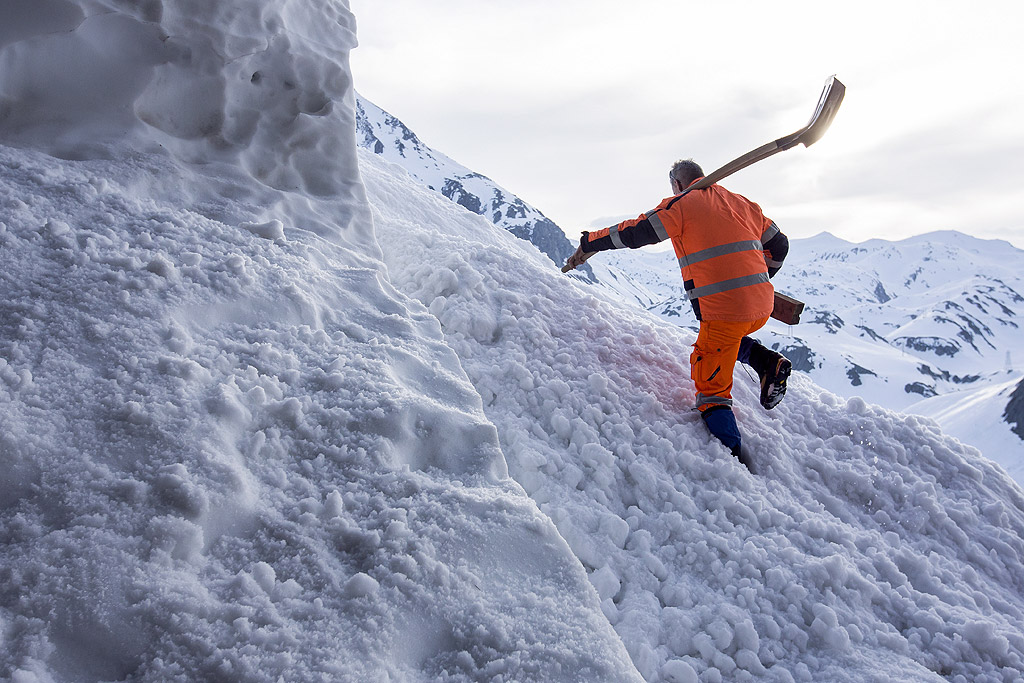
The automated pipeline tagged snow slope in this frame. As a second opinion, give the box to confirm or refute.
[2,1,1024,682]
[909,376,1024,484]
[0,2,637,681]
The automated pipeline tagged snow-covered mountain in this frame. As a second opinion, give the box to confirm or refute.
[355,95,591,279]
[3,2,1024,682]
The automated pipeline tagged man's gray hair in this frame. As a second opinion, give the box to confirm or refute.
[669,159,704,187]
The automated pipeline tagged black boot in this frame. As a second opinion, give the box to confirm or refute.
[742,339,792,410]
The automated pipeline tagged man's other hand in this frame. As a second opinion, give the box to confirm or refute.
[562,244,595,273]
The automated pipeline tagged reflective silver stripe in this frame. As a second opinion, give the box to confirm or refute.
[678,240,762,269]
[609,224,626,249]
[766,258,785,269]
[648,212,670,241]
[685,272,771,300]
[697,393,733,408]
[761,222,780,244]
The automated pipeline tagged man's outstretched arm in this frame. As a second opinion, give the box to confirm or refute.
[563,202,674,271]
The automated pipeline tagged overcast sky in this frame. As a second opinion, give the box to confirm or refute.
[350,1,1024,249]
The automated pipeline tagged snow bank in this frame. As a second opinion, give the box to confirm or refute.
[1,0,369,249]
[362,148,1024,682]
[0,2,640,680]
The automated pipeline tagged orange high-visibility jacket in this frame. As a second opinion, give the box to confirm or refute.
[583,179,787,322]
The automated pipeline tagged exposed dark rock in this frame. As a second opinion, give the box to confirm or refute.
[847,363,877,387]
[917,364,981,385]
[441,179,483,214]
[1004,378,1024,440]
[770,343,818,373]
[506,217,582,276]
[905,382,938,397]
[874,281,891,304]
[856,325,887,343]
[896,336,960,357]
[811,310,844,334]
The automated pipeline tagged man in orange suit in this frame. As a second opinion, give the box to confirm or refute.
[565,159,792,469]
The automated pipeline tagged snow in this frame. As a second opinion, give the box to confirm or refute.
[2,1,1024,682]
[909,375,1024,484]
[0,2,635,681]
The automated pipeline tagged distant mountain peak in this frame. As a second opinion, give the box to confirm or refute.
[354,93,590,279]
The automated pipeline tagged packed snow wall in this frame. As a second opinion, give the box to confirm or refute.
[0,1,641,680]
[0,0,371,249]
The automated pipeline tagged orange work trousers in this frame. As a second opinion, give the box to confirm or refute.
[690,316,770,412]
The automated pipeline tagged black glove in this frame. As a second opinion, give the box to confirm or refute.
[562,233,596,272]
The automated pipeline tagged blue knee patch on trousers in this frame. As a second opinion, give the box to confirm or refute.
[702,407,742,449]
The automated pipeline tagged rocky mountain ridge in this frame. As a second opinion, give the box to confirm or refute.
[355,95,589,279]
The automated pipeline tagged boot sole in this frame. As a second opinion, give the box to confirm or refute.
[761,359,792,410]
